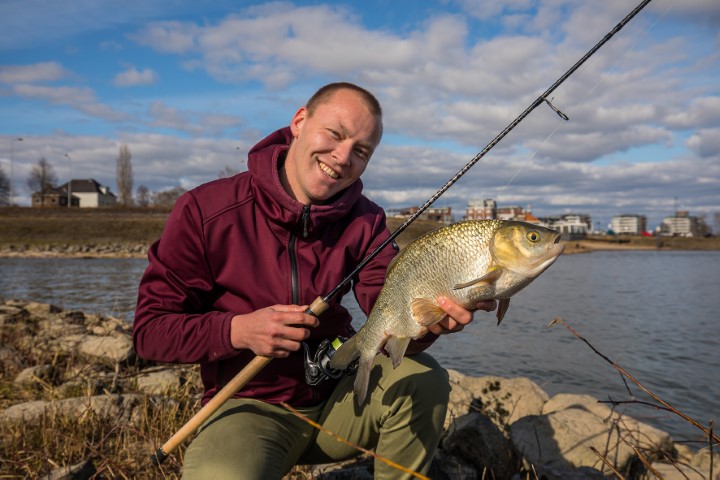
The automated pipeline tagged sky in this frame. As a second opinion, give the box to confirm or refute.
[1,0,719,232]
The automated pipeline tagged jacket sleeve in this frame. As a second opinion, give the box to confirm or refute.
[132,192,237,364]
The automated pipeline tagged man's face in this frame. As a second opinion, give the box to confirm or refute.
[283,89,382,205]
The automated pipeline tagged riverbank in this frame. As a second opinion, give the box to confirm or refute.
[1,299,717,479]
[1,207,718,258]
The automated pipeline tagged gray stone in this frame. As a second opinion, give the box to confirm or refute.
[38,459,96,480]
[78,334,135,365]
[135,369,182,395]
[14,364,56,386]
[1,394,144,426]
[449,370,549,429]
[442,411,518,478]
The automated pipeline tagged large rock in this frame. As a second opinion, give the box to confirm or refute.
[135,368,183,395]
[1,394,144,426]
[78,334,135,365]
[448,370,549,430]
[440,411,518,478]
[511,393,674,476]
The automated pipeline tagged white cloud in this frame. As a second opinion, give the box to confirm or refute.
[12,84,128,121]
[113,66,158,87]
[0,62,69,84]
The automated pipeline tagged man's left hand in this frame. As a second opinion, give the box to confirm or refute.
[427,296,497,335]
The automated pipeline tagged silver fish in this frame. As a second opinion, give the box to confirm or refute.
[330,220,565,406]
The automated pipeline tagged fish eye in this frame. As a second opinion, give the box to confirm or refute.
[527,231,541,242]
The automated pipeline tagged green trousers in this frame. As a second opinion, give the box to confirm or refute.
[182,352,449,479]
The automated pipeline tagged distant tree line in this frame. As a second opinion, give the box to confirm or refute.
[0,144,195,209]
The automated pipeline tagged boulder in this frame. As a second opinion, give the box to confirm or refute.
[511,393,674,476]
[14,364,57,386]
[135,369,183,395]
[1,394,144,426]
[448,370,549,430]
[78,334,135,366]
[441,411,518,478]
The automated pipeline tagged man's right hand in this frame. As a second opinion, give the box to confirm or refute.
[230,305,319,358]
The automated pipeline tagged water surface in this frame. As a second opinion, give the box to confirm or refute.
[1,251,717,442]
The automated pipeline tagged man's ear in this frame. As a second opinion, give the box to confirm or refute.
[289,106,308,137]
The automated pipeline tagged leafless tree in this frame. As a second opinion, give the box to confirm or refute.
[0,166,10,206]
[27,157,58,206]
[116,144,134,206]
[136,185,150,207]
[152,186,186,208]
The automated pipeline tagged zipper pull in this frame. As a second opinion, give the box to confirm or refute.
[300,205,310,238]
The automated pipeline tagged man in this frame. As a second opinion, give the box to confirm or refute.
[133,82,495,478]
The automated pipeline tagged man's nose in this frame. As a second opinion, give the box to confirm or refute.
[333,142,353,166]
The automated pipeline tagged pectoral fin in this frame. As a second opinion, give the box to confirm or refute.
[453,268,502,290]
[497,298,510,325]
[410,298,447,327]
[384,336,411,368]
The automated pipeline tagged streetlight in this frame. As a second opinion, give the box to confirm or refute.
[10,137,22,206]
[64,153,72,207]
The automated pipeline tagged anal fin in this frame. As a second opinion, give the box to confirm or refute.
[497,298,510,325]
[384,336,411,368]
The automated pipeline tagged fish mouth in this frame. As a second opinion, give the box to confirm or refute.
[522,236,565,276]
[317,158,340,179]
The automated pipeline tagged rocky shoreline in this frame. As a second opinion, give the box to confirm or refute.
[1,299,717,479]
[0,240,671,259]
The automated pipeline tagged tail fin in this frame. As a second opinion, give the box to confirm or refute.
[354,356,373,406]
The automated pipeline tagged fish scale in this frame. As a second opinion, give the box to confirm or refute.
[330,220,565,406]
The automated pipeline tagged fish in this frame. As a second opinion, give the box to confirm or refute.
[329,219,565,406]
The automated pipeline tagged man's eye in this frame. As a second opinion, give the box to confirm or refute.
[355,149,369,160]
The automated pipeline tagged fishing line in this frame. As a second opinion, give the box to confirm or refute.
[150,0,657,465]
[496,0,673,202]
[322,0,655,304]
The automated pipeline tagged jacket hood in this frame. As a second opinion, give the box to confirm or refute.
[247,127,364,232]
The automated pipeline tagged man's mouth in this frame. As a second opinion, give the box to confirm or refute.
[318,160,340,179]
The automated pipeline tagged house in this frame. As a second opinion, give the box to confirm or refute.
[611,214,647,235]
[32,179,116,208]
[660,211,710,237]
[540,214,592,240]
[31,186,77,207]
[387,205,453,224]
[465,199,540,224]
[466,199,497,220]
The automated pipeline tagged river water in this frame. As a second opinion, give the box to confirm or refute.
[1,251,717,443]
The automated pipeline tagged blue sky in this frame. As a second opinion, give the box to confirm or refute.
[1,0,719,231]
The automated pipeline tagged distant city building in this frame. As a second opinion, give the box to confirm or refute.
[465,199,540,224]
[540,214,592,240]
[388,205,453,224]
[611,214,647,235]
[660,211,710,237]
[466,199,496,220]
[32,179,116,208]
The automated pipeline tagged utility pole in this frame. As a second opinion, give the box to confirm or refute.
[65,153,72,207]
[10,137,23,206]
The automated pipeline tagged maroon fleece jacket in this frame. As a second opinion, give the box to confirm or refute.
[133,127,436,407]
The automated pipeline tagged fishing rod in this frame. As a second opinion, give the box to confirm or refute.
[150,0,653,465]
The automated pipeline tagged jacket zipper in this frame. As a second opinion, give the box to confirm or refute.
[288,205,318,402]
[289,205,310,304]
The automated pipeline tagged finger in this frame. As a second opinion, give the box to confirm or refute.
[437,296,473,326]
[270,306,319,327]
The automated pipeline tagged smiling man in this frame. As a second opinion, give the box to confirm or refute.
[133,82,494,479]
